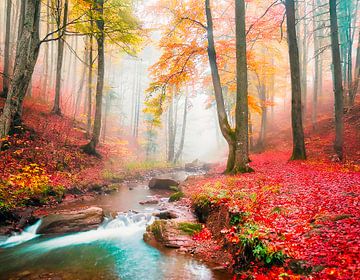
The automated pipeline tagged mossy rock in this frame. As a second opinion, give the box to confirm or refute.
[178,222,202,235]
[147,220,167,241]
[169,186,180,192]
[288,260,313,275]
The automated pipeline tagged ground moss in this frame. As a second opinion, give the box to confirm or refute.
[169,191,184,202]
[178,222,202,235]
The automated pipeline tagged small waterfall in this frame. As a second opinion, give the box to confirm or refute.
[0,211,154,252]
[0,219,42,248]
[21,212,155,252]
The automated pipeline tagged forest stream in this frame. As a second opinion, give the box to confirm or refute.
[0,171,230,280]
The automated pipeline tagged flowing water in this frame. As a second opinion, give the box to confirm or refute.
[0,171,230,280]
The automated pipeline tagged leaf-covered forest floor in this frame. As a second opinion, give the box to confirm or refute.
[0,96,359,279]
[0,99,172,223]
[182,103,360,279]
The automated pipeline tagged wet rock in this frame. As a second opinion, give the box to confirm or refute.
[139,199,159,205]
[16,209,37,231]
[202,163,217,171]
[148,178,179,190]
[184,159,203,172]
[67,186,83,195]
[37,207,104,234]
[144,220,194,249]
[154,210,179,220]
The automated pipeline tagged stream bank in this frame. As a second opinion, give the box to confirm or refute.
[0,169,232,280]
[0,166,186,235]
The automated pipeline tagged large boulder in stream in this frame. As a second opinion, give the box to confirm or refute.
[144,220,195,249]
[148,178,179,190]
[37,207,104,234]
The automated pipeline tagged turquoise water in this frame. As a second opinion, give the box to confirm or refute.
[0,216,228,280]
[0,174,230,280]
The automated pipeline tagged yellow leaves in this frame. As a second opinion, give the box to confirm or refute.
[71,0,144,54]
[8,164,50,193]
[248,95,261,114]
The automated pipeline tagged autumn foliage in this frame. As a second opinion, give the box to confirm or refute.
[183,103,360,279]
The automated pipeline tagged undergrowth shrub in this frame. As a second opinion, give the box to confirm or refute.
[223,215,286,273]
[0,164,64,213]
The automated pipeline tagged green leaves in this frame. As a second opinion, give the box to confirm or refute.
[71,0,143,53]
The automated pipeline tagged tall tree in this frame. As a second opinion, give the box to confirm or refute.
[0,0,41,140]
[256,76,267,151]
[312,0,320,129]
[205,0,252,173]
[338,0,357,104]
[205,0,235,172]
[285,0,306,160]
[73,39,89,120]
[52,0,69,115]
[1,0,12,98]
[174,95,188,163]
[329,0,344,160]
[301,1,308,120]
[86,29,94,138]
[82,0,105,155]
[233,0,251,173]
[350,30,360,106]
[41,0,51,100]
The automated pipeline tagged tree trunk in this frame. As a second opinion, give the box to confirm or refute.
[316,0,324,98]
[41,0,50,101]
[174,95,188,163]
[329,0,344,160]
[82,0,105,156]
[73,39,88,120]
[233,0,252,173]
[285,0,307,160]
[249,112,254,151]
[1,0,12,98]
[301,1,308,121]
[257,84,267,151]
[86,31,94,137]
[130,60,137,135]
[0,0,41,140]
[167,91,175,163]
[350,30,360,106]
[205,0,235,172]
[17,0,25,46]
[102,93,110,143]
[133,65,141,139]
[52,0,69,115]
[312,0,319,130]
